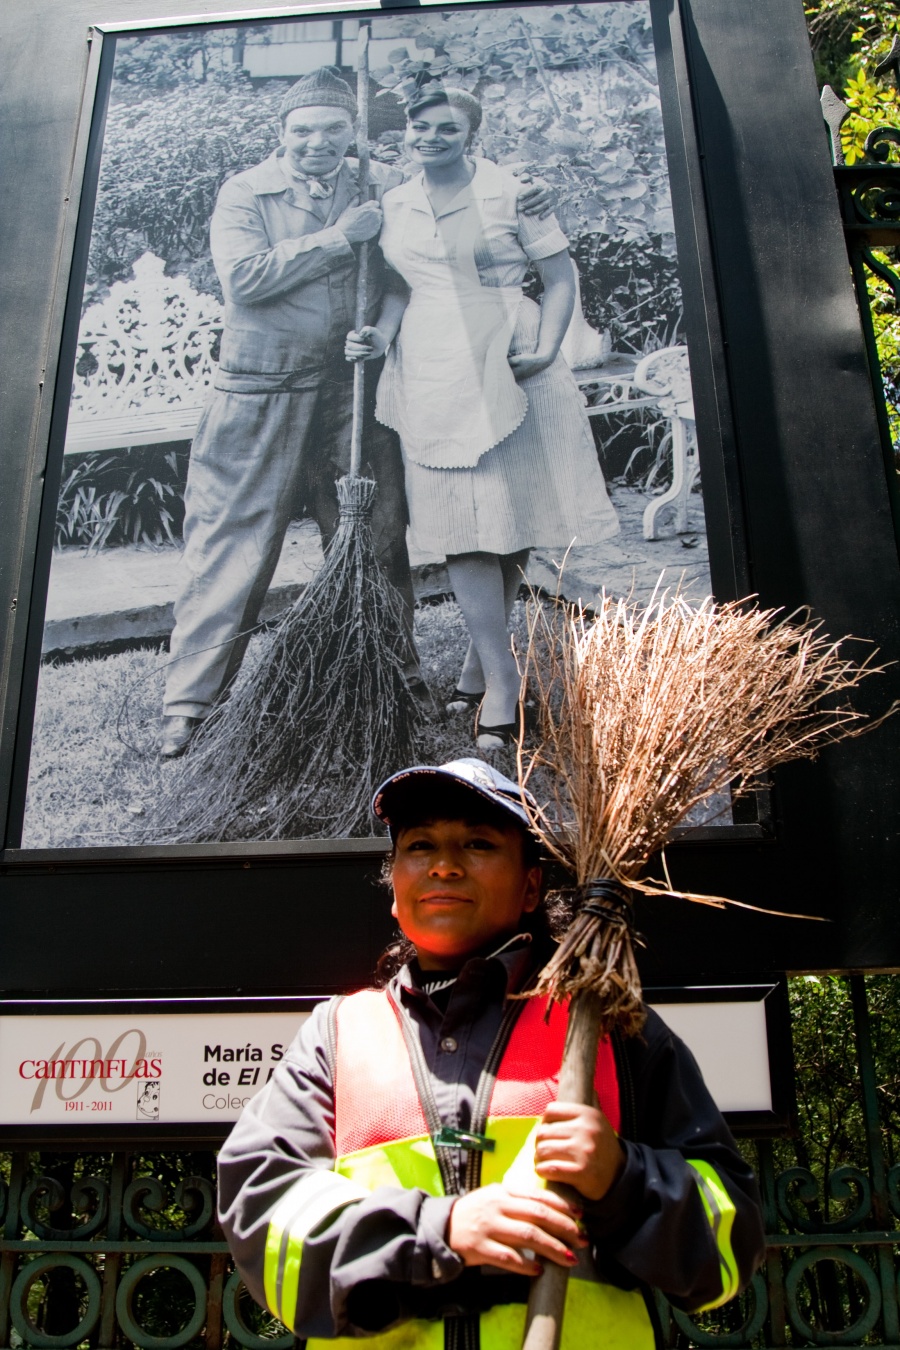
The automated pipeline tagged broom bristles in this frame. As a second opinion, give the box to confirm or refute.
[516,583,893,1014]
[150,475,420,842]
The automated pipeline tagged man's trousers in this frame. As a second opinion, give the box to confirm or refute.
[164,362,415,719]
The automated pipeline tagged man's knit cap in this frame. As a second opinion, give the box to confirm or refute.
[280,67,357,122]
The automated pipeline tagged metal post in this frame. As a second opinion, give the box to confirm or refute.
[0,1152,27,1347]
[849,975,900,1342]
[98,1151,126,1348]
[756,1138,788,1346]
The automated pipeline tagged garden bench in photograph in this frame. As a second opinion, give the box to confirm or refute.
[64,253,222,456]
[576,344,698,541]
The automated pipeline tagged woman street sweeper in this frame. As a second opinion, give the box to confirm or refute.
[217,759,765,1348]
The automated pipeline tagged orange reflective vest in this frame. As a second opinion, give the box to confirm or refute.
[290,989,657,1350]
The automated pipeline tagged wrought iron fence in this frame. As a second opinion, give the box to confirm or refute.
[1,975,898,1348]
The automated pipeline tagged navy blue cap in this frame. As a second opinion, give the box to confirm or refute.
[372,758,538,834]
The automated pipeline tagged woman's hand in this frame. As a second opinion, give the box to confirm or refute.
[447,1184,587,1277]
[508,350,556,381]
[534,1102,626,1202]
[345,326,389,362]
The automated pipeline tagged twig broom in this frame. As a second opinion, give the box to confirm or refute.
[515,585,894,1350]
[150,25,419,842]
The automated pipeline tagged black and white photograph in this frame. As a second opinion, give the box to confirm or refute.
[22,0,716,847]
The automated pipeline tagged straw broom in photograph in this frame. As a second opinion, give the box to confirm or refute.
[150,25,419,843]
[515,585,894,1350]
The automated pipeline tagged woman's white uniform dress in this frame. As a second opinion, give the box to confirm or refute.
[375,157,620,557]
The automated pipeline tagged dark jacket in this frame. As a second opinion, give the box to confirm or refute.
[217,942,765,1343]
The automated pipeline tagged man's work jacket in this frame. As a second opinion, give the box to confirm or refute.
[210,151,400,391]
[217,942,765,1349]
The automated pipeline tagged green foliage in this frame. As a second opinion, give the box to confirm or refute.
[773,975,900,1218]
[55,447,188,552]
[88,44,283,300]
[804,1,900,459]
[866,261,900,457]
[804,2,900,161]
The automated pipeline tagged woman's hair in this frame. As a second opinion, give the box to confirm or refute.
[372,780,568,985]
[404,86,483,141]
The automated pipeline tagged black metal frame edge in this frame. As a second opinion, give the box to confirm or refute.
[2,34,119,851]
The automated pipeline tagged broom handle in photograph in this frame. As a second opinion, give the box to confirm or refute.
[350,23,370,479]
[521,990,603,1350]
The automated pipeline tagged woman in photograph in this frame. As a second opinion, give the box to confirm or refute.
[346,86,619,749]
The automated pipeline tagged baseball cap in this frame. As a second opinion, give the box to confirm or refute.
[372,758,538,835]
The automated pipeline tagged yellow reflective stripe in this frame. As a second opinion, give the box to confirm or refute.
[687,1159,740,1309]
[309,1279,653,1350]
[263,1170,369,1326]
[336,1135,443,1196]
[482,1116,543,1190]
[479,1278,654,1350]
[309,1319,443,1350]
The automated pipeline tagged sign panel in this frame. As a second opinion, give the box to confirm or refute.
[0,985,784,1130]
[654,1000,771,1114]
[0,1011,311,1127]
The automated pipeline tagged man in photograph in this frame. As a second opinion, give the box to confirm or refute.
[160,67,417,758]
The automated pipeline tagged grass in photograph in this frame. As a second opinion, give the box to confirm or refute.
[22,598,524,849]
[23,591,730,849]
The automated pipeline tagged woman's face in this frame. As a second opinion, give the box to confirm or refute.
[390,817,541,970]
[405,103,472,170]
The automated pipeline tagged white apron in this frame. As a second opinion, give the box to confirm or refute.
[376,183,527,469]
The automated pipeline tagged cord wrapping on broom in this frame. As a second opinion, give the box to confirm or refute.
[578,878,634,927]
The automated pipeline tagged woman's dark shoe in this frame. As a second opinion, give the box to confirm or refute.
[474,702,536,751]
[446,686,485,715]
[475,721,519,751]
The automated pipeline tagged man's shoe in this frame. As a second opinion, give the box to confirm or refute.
[159,715,202,759]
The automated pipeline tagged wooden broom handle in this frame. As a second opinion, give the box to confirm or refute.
[521,990,603,1350]
[350,23,370,479]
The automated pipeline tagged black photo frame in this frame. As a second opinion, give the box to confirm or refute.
[9,0,750,854]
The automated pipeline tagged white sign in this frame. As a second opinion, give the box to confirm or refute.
[0,1011,310,1126]
[0,991,773,1127]
[653,998,773,1113]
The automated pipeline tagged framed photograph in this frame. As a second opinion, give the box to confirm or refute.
[7,0,755,855]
